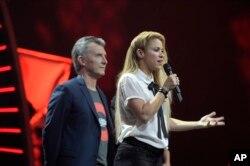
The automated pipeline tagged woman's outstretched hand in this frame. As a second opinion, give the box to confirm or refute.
[199,111,225,127]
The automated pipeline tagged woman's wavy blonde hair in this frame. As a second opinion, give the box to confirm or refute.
[115,31,172,141]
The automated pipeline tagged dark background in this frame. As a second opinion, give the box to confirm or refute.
[6,0,250,165]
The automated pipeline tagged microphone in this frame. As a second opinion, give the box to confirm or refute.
[163,63,183,102]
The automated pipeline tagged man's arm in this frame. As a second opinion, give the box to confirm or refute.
[42,85,72,166]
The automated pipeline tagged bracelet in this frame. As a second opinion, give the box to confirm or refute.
[158,88,168,98]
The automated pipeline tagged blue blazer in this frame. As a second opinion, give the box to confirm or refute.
[42,75,115,166]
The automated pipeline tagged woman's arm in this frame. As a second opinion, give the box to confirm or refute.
[169,111,225,131]
[127,74,178,123]
[127,93,165,123]
[162,149,171,166]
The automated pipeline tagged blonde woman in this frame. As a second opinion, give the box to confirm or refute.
[114,31,225,166]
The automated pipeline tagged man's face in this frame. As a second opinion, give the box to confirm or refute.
[82,42,107,78]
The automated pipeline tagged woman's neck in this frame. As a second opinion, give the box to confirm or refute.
[139,64,153,78]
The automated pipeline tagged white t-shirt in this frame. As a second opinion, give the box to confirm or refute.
[118,69,169,149]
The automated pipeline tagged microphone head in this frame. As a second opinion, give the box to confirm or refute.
[163,63,173,75]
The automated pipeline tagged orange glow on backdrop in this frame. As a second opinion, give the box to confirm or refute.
[17,48,72,166]
[18,47,71,126]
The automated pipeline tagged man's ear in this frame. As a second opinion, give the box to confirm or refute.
[78,56,86,66]
[136,49,144,59]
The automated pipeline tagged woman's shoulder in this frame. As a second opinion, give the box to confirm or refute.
[119,72,138,83]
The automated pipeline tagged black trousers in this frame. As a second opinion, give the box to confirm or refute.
[113,137,163,166]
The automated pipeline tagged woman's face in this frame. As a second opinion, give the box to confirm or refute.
[142,38,165,72]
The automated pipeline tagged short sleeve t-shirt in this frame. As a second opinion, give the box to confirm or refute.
[89,89,108,166]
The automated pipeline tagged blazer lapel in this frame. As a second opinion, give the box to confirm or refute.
[76,75,99,121]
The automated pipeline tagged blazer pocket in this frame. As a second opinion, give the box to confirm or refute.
[59,148,76,157]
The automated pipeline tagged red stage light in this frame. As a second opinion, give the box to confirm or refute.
[0,45,7,51]
[0,87,15,93]
[0,128,21,134]
[0,66,11,72]
[0,147,23,154]
[0,107,19,113]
